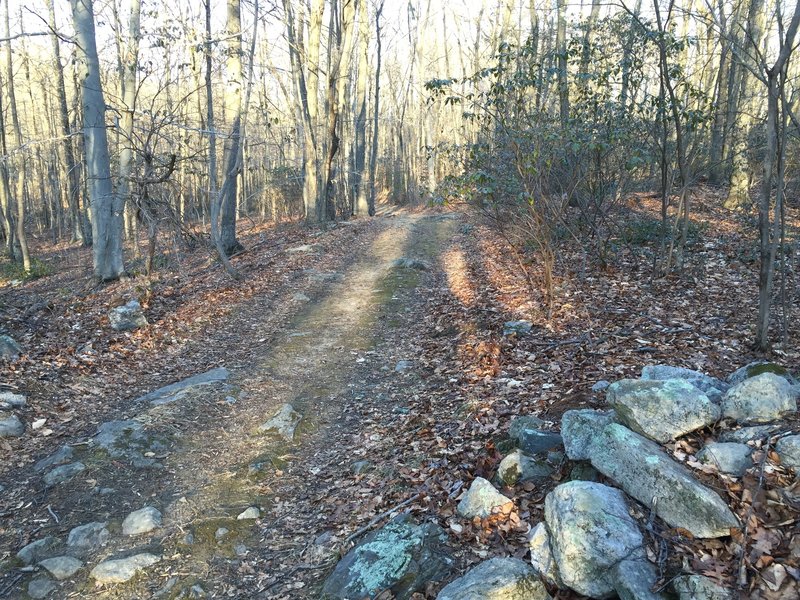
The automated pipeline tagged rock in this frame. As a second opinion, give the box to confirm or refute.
[496,450,553,486]
[0,414,24,437]
[237,506,260,520]
[589,424,739,538]
[288,244,315,253]
[122,506,162,535]
[591,380,610,393]
[0,391,26,410]
[561,409,617,461]
[641,365,727,402]
[90,553,161,584]
[696,442,752,477]
[568,463,600,482]
[258,403,301,441]
[27,576,56,599]
[16,537,59,566]
[138,367,230,405]
[508,415,545,440]
[503,320,533,336]
[613,559,666,600]
[34,445,74,472]
[517,429,563,455]
[351,460,371,475]
[321,515,452,599]
[545,481,645,598]
[0,334,21,359]
[66,522,110,555]
[457,477,512,518]
[671,574,732,599]
[38,556,83,580]
[528,523,559,587]
[91,419,167,468]
[607,379,720,443]
[722,373,797,424]
[108,300,148,331]
[395,360,414,373]
[215,527,230,541]
[43,462,85,486]
[728,361,796,386]
[392,257,430,271]
[776,435,800,469]
[437,557,551,600]
[719,424,780,443]
[293,293,310,302]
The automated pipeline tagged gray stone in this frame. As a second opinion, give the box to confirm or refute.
[607,379,720,443]
[591,380,611,393]
[671,574,732,599]
[0,334,21,359]
[545,481,645,599]
[395,360,414,373]
[122,506,162,535]
[722,373,797,424]
[508,415,545,441]
[569,463,600,482]
[561,409,617,461]
[38,556,83,580]
[528,522,559,587]
[776,435,800,469]
[696,442,752,477]
[136,367,230,405]
[0,391,26,410]
[91,419,167,468]
[108,300,148,331]
[457,477,512,519]
[727,361,796,386]
[293,293,310,302]
[258,403,301,441]
[237,506,260,520]
[66,522,109,555]
[288,244,315,253]
[719,425,780,443]
[90,553,161,584]
[0,414,24,437]
[215,527,230,541]
[43,462,85,486]
[503,320,533,336]
[496,450,553,486]
[517,429,563,455]
[589,424,739,538]
[641,365,727,402]
[613,559,666,600]
[437,557,551,600]
[392,257,430,271]
[351,460,371,475]
[27,576,56,599]
[16,537,59,566]
[321,515,452,600]
[34,446,74,472]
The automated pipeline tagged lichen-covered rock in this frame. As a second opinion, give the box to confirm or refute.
[561,409,617,461]
[91,419,167,468]
[38,556,83,580]
[258,403,302,441]
[776,435,800,469]
[613,559,666,600]
[122,506,162,535]
[727,362,796,386]
[436,557,550,600]
[721,373,797,424]
[641,365,727,402]
[497,450,553,486]
[528,523,559,587]
[90,553,161,584]
[671,574,732,599]
[588,424,739,538]
[718,425,779,443]
[607,379,720,443]
[696,442,752,477]
[545,481,644,599]
[0,334,21,359]
[457,477,512,519]
[108,300,148,331]
[0,414,24,437]
[321,515,452,600]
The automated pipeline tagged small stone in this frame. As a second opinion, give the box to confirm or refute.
[66,522,109,555]
[122,506,162,535]
[561,409,617,461]
[258,403,302,441]
[0,391,26,410]
[234,543,248,557]
[392,257,430,271]
[43,462,85,486]
[215,527,230,541]
[16,537,59,566]
[288,244,315,253]
[108,300,148,331]
[671,574,732,599]
[457,477,512,519]
[0,414,24,437]
[237,506,260,520]
[38,556,83,580]
[351,460,371,475]
[180,532,195,546]
[696,443,752,477]
[776,435,800,469]
[34,446,74,473]
[496,450,553,486]
[528,522,559,587]
[293,293,310,302]
[722,373,797,424]
[0,334,22,359]
[591,380,610,393]
[90,553,160,584]
[437,557,551,600]
[503,320,533,336]
[395,360,414,373]
[27,576,56,599]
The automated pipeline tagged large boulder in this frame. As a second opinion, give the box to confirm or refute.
[588,424,739,538]
[641,365,727,403]
[321,516,452,600]
[496,450,553,486]
[544,481,645,599]
[561,409,617,461]
[436,557,550,600]
[727,361,796,386]
[607,379,720,443]
[696,442,752,477]
[721,373,797,424]
[108,300,148,331]
[776,435,800,469]
[457,477,512,519]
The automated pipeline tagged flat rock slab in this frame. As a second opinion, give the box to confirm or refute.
[561,409,617,461]
[90,553,161,584]
[641,365,727,402]
[607,379,719,443]
[322,515,452,600]
[43,462,85,486]
[696,442,752,477]
[122,506,162,535]
[38,556,83,580]
[0,414,24,437]
[66,522,109,556]
[589,424,739,538]
[457,477,512,519]
[776,435,800,469]
[545,481,644,598]
[137,367,230,405]
[437,557,550,600]
[258,403,301,441]
[722,373,797,424]
[90,419,168,468]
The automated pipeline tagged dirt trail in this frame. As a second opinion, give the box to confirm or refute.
[1,211,459,599]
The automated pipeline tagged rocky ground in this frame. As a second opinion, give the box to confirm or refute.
[1,201,799,599]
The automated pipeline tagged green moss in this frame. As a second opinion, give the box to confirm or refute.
[746,363,789,378]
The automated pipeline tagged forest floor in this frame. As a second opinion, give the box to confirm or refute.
[1,196,799,599]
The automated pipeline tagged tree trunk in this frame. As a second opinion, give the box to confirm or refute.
[353,0,370,215]
[367,1,385,215]
[556,0,569,126]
